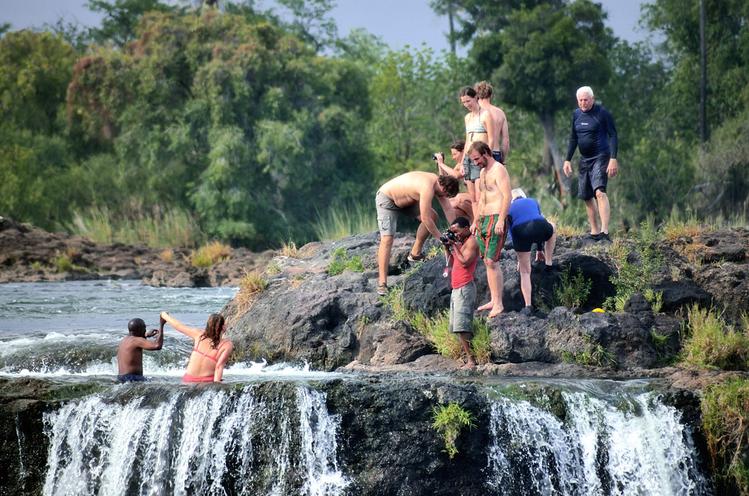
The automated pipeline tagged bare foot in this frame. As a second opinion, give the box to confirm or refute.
[488,305,504,318]
[460,362,476,370]
[477,302,493,312]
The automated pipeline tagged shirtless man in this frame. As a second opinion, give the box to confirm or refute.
[116,316,165,382]
[458,87,496,220]
[376,171,459,295]
[468,141,512,318]
[475,81,510,163]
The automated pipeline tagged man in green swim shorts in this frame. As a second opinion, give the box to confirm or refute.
[467,141,512,318]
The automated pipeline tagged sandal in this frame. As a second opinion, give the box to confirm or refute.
[377,283,389,296]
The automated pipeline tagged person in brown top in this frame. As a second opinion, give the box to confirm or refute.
[117,316,165,382]
[375,171,459,295]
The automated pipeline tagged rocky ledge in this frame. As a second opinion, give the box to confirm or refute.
[0,216,273,287]
[224,227,749,389]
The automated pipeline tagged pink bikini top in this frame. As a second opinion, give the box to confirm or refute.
[192,340,229,363]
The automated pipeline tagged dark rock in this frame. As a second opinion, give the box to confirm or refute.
[624,292,652,314]
[324,377,491,496]
[654,279,713,313]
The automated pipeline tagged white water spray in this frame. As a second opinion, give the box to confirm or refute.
[42,385,348,496]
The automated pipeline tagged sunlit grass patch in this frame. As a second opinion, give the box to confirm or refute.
[681,305,749,371]
[159,249,174,263]
[702,379,749,494]
[190,241,232,268]
[280,240,299,258]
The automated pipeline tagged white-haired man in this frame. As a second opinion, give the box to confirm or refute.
[562,86,619,242]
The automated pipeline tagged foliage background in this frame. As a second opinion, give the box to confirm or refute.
[1,0,747,248]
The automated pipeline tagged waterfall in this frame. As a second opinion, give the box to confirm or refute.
[42,384,348,496]
[486,390,710,496]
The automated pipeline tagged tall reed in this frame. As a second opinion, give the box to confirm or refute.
[69,205,205,248]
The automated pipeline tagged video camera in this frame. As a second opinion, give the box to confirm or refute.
[439,229,459,245]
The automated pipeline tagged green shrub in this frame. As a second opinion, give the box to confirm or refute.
[432,402,475,459]
[53,254,73,273]
[605,220,664,311]
[553,267,592,309]
[327,247,365,276]
[681,305,749,370]
[702,379,749,495]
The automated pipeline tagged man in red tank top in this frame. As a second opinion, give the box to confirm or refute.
[445,216,480,369]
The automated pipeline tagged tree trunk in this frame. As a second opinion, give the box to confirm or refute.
[699,0,708,144]
[540,113,568,202]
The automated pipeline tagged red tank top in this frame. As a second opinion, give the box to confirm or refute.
[451,251,478,289]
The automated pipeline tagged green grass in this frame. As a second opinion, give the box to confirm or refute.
[69,205,205,248]
[553,267,592,309]
[702,379,749,495]
[470,318,492,364]
[382,288,492,364]
[432,402,476,459]
[605,220,664,312]
[560,335,617,368]
[313,200,378,241]
[681,305,749,370]
[327,247,365,276]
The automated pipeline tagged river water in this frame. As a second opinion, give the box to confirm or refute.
[0,281,713,495]
[0,280,331,380]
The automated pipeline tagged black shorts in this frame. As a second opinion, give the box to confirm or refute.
[578,155,609,201]
[511,219,554,252]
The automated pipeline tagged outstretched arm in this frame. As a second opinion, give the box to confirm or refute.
[160,311,203,340]
[141,318,165,351]
[436,154,462,178]
[213,341,234,382]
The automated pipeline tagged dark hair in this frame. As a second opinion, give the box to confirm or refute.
[458,86,477,99]
[452,216,470,228]
[468,140,492,157]
[438,175,460,198]
[201,313,225,348]
[450,139,465,152]
[475,81,493,99]
[128,318,146,336]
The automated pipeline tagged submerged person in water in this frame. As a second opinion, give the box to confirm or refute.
[117,316,165,382]
[160,311,233,383]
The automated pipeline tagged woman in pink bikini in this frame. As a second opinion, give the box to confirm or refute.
[160,311,233,383]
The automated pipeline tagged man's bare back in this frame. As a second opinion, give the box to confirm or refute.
[379,171,438,208]
[481,101,509,160]
[450,192,473,223]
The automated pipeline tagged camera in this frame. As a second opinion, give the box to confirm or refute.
[440,229,458,245]
[432,152,444,162]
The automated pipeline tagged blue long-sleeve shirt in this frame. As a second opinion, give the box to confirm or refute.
[565,103,618,161]
[508,198,544,230]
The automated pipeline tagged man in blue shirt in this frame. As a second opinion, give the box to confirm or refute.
[562,86,619,242]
